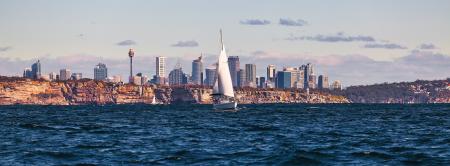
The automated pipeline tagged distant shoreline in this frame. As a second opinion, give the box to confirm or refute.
[0,76,349,105]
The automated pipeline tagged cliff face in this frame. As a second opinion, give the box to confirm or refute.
[0,78,349,105]
[0,79,161,105]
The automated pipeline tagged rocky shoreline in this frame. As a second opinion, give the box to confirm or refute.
[0,77,349,105]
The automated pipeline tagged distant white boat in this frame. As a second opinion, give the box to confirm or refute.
[151,95,163,105]
[212,30,237,110]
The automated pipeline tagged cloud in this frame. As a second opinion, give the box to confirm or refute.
[286,33,375,42]
[240,19,271,25]
[0,46,12,52]
[116,40,137,46]
[279,18,308,26]
[418,43,436,50]
[363,43,407,49]
[171,40,199,47]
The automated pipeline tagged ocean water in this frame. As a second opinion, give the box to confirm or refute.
[0,104,449,165]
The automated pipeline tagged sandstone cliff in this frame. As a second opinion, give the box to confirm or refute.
[0,77,349,105]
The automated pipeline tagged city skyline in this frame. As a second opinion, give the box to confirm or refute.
[1,0,450,86]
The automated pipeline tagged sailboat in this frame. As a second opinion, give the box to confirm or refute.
[151,95,163,105]
[212,30,237,110]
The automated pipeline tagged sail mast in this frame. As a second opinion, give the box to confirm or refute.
[220,29,224,50]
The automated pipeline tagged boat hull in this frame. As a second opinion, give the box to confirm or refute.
[213,102,237,110]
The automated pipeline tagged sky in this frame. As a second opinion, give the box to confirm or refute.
[0,0,449,86]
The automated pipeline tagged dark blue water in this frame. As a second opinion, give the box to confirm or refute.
[1,104,450,165]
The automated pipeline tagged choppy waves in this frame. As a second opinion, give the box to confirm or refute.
[1,104,450,165]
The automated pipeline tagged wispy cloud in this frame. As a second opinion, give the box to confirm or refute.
[279,18,308,26]
[116,40,137,46]
[286,33,375,42]
[418,43,436,50]
[240,19,271,25]
[0,46,12,52]
[363,43,407,49]
[171,40,199,47]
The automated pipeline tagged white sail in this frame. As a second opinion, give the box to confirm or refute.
[212,30,237,110]
[216,44,234,97]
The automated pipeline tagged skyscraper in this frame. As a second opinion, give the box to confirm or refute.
[31,60,41,79]
[128,48,135,83]
[245,64,256,88]
[169,66,184,86]
[191,55,203,85]
[276,71,291,89]
[283,67,302,88]
[238,69,246,87]
[204,67,217,86]
[318,75,329,89]
[59,69,71,81]
[259,76,266,88]
[94,63,108,81]
[303,63,313,89]
[228,56,240,87]
[23,68,32,78]
[156,56,166,77]
[267,65,276,82]
[308,64,316,89]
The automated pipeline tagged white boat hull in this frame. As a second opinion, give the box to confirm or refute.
[213,102,237,110]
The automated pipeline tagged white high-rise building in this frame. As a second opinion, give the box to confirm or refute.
[156,56,166,78]
[267,64,276,82]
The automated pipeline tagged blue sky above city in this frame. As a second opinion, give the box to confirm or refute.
[0,0,449,86]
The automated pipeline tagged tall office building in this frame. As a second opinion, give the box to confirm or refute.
[276,71,292,89]
[23,68,32,78]
[302,63,314,89]
[238,69,246,87]
[318,75,329,89]
[156,56,166,77]
[94,63,108,81]
[156,56,166,84]
[284,67,304,89]
[259,76,266,88]
[267,65,276,82]
[59,69,71,81]
[31,60,41,79]
[245,64,256,88]
[228,56,240,87]
[168,67,184,86]
[204,67,217,86]
[191,55,203,85]
[308,64,316,89]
